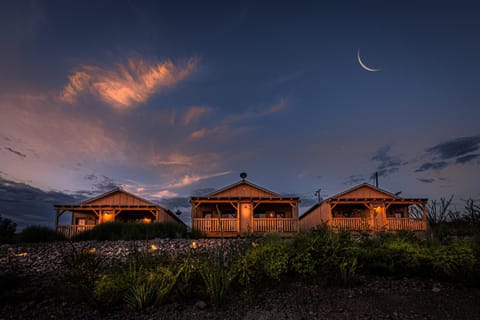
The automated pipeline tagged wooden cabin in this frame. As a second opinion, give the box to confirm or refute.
[54,188,185,237]
[191,178,300,237]
[300,183,427,233]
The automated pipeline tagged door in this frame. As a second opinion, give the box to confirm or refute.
[240,202,252,235]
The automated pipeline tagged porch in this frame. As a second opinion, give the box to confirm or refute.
[56,224,95,238]
[331,217,425,232]
[192,217,299,236]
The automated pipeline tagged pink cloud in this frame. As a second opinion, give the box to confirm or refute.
[61,57,198,110]
[183,106,212,125]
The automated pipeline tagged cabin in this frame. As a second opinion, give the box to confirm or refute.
[300,183,427,232]
[54,188,185,237]
[191,177,300,237]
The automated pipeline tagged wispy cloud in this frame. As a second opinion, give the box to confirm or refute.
[225,97,287,123]
[189,98,285,140]
[4,147,26,158]
[370,145,406,177]
[417,178,435,184]
[426,135,480,160]
[167,171,232,188]
[343,174,366,186]
[183,106,212,125]
[61,57,198,110]
[415,161,448,172]
[456,153,480,164]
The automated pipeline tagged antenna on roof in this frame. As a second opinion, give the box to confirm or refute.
[240,172,247,181]
[314,189,323,203]
[375,172,379,188]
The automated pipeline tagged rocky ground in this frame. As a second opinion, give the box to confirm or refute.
[1,240,480,320]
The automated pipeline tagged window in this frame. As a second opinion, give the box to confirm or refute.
[203,211,212,218]
[222,212,236,218]
[77,218,86,225]
[276,212,285,218]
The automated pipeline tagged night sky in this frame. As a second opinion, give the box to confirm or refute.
[1,1,479,228]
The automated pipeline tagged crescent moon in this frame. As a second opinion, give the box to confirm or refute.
[357,49,380,72]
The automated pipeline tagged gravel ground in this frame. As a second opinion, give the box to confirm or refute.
[1,240,479,320]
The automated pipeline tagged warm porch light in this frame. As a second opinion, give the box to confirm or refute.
[143,217,152,224]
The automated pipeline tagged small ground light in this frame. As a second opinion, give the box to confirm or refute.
[12,252,28,257]
[150,244,158,251]
[190,241,197,249]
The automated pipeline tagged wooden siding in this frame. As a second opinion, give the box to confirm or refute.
[336,185,395,199]
[84,190,151,206]
[212,184,278,198]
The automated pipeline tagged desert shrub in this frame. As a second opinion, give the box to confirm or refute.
[290,225,359,286]
[0,215,16,243]
[430,241,476,280]
[357,232,432,276]
[73,221,187,241]
[198,242,240,305]
[94,251,190,309]
[60,244,102,302]
[235,234,291,294]
[17,226,66,243]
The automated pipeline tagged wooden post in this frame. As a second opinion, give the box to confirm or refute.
[422,204,427,230]
[55,209,60,231]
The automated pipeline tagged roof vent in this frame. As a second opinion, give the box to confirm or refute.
[240,172,247,180]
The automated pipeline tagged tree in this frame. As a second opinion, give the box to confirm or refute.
[425,195,454,226]
[0,214,17,243]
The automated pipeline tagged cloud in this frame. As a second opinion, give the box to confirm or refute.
[186,98,285,141]
[415,161,448,172]
[0,177,83,229]
[61,57,198,110]
[343,174,365,185]
[152,190,178,198]
[167,171,232,188]
[370,145,406,177]
[455,153,480,164]
[225,97,287,123]
[183,106,212,125]
[417,178,435,183]
[4,147,26,158]
[426,135,480,160]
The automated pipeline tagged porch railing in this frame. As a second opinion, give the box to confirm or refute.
[387,218,425,231]
[331,218,371,231]
[253,218,298,233]
[56,225,95,238]
[192,218,238,233]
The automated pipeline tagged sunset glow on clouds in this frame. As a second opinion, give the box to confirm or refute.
[61,58,198,109]
[1,1,480,228]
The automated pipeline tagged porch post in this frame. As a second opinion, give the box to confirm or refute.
[55,209,60,231]
[422,204,427,230]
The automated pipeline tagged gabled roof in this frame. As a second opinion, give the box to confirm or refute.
[299,183,427,220]
[81,187,158,206]
[328,183,399,200]
[206,179,282,198]
[55,188,186,226]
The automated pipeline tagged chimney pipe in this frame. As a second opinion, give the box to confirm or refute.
[375,172,379,188]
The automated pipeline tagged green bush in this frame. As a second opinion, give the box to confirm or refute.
[430,241,476,280]
[357,232,432,276]
[290,226,359,286]
[72,222,188,241]
[235,234,290,293]
[60,244,102,302]
[18,226,66,243]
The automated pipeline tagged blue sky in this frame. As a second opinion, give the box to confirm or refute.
[1,1,479,227]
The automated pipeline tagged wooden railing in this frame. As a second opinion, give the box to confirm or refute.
[331,218,371,231]
[56,225,95,238]
[331,218,426,232]
[192,218,238,233]
[253,218,298,233]
[387,218,425,231]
